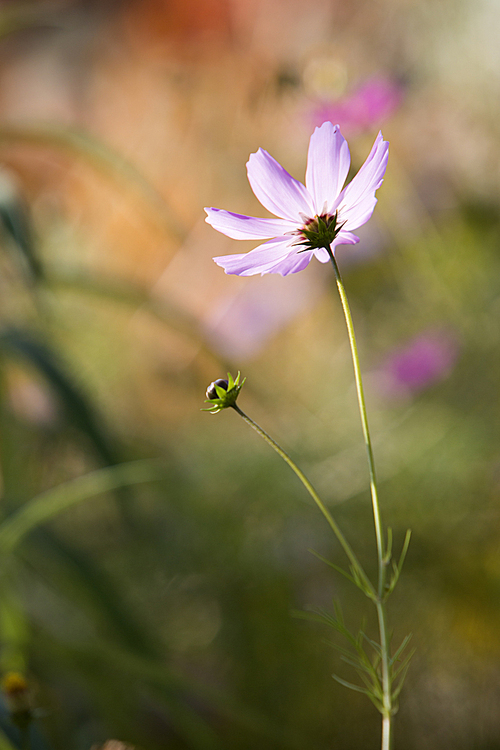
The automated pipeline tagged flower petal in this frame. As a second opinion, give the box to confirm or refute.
[313,247,330,263]
[204,208,296,240]
[335,132,389,230]
[246,148,313,221]
[264,250,315,276]
[332,230,360,248]
[311,231,359,264]
[305,122,351,214]
[213,236,302,276]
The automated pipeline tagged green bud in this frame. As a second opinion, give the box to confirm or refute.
[203,371,245,413]
[206,378,228,400]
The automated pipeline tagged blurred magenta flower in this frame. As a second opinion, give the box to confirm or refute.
[312,77,403,134]
[380,331,459,397]
[205,122,388,276]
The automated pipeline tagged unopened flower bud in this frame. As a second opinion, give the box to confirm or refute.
[203,372,245,413]
[206,379,228,400]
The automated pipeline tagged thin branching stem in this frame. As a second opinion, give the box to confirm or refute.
[227,247,403,750]
[231,404,375,599]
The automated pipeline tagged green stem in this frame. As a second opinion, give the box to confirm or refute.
[326,249,393,748]
[231,404,375,599]
[327,250,385,579]
[376,599,393,750]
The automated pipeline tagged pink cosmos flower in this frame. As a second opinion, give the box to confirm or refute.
[312,77,403,134]
[205,122,389,276]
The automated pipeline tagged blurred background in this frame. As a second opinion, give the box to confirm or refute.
[0,0,500,748]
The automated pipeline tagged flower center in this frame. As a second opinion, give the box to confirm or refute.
[296,212,344,252]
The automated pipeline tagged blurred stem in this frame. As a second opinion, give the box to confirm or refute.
[230,404,374,598]
[326,249,393,749]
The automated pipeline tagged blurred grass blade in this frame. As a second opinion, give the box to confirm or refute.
[48,267,206,349]
[0,328,119,467]
[0,171,42,280]
[0,581,29,673]
[0,729,15,750]
[45,267,232,374]
[0,460,161,555]
[0,124,185,242]
[55,637,319,750]
[23,526,163,658]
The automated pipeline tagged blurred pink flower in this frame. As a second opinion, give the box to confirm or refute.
[203,271,320,360]
[380,331,459,397]
[311,77,403,134]
[205,122,388,276]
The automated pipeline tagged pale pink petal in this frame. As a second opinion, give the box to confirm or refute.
[305,123,351,214]
[311,231,359,263]
[313,247,330,263]
[207,126,388,278]
[204,208,296,240]
[264,250,315,276]
[246,148,313,221]
[335,132,389,230]
[332,230,360,248]
[213,237,296,276]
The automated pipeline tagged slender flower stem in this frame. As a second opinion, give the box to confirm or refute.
[381,714,391,750]
[326,248,393,750]
[326,250,385,578]
[231,403,375,599]
[376,599,393,750]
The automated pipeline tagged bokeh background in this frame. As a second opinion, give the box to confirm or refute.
[0,0,500,748]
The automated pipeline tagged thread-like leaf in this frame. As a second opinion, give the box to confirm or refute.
[385,528,412,600]
[332,673,383,712]
[308,549,357,585]
[332,673,371,696]
[392,650,416,701]
[397,529,412,573]
[392,647,416,683]
[390,633,413,667]
[385,526,393,563]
